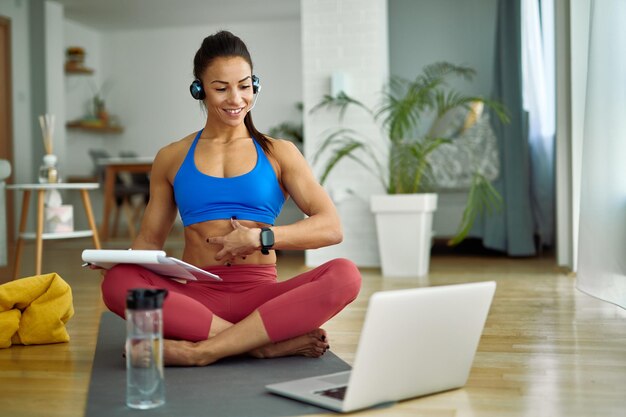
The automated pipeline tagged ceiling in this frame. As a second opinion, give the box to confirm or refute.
[52,0,301,32]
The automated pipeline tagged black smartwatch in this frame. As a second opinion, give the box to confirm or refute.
[260,227,274,255]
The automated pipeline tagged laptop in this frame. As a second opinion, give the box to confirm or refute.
[266,281,496,413]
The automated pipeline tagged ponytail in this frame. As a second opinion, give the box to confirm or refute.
[244,113,272,156]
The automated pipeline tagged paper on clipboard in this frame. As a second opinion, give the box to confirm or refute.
[81,249,222,281]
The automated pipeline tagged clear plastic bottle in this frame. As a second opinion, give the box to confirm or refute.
[125,288,168,409]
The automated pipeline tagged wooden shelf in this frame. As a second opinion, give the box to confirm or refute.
[66,121,124,134]
[19,230,95,240]
[65,63,94,74]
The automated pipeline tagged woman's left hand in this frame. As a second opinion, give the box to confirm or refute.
[207,218,260,262]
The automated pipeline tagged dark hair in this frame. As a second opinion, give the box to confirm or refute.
[194,30,272,154]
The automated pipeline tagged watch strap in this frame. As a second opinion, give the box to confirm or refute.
[260,227,274,255]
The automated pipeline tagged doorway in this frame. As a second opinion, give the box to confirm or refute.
[0,15,15,282]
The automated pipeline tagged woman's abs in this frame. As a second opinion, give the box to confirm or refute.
[181,219,276,268]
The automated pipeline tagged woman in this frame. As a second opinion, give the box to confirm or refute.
[101,30,362,366]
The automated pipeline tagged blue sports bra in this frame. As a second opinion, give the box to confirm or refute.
[173,130,285,226]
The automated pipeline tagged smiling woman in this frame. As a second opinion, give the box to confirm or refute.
[98,30,362,367]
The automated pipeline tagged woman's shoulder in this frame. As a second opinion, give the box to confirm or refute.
[152,131,198,175]
[265,136,302,159]
[263,137,307,179]
[155,132,197,160]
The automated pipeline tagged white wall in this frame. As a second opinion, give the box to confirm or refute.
[388,0,497,96]
[555,0,572,268]
[555,0,591,270]
[63,19,106,178]
[44,0,66,173]
[569,0,590,270]
[302,0,389,267]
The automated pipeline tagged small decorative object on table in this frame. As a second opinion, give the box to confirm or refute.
[37,113,60,184]
[38,154,58,184]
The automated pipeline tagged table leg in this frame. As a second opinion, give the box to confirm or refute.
[12,190,31,280]
[101,166,115,241]
[35,190,45,275]
[80,189,101,249]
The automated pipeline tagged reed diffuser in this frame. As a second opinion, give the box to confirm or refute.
[38,114,59,183]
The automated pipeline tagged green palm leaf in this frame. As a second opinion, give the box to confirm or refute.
[313,128,363,165]
[309,92,373,121]
[318,141,367,185]
[447,174,503,246]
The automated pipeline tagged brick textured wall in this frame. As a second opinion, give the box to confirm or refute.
[302,0,389,267]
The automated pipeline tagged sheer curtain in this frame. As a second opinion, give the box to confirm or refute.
[577,0,626,309]
[522,0,556,248]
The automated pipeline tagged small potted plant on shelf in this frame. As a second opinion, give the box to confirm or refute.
[311,62,509,277]
[90,80,113,124]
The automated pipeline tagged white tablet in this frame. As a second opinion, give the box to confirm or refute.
[81,249,221,281]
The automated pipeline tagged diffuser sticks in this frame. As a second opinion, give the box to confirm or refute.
[38,114,55,155]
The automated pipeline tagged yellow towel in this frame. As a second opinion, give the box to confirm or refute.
[0,273,74,348]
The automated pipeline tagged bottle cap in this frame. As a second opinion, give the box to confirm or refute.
[126,288,168,310]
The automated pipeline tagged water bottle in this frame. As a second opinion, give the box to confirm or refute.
[125,288,168,409]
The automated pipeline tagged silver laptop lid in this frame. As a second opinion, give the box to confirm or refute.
[343,281,496,411]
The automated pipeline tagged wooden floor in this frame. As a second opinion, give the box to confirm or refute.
[1,238,625,417]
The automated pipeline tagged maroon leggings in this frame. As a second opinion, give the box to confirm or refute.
[101,258,361,342]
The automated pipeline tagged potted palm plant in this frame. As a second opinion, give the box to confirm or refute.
[311,62,509,277]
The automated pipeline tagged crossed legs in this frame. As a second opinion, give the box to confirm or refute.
[101,259,361,366]
[162,311,330,366]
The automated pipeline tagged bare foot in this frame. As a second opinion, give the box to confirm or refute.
[124,339,159,368]
[249,329,330,359]
[162,339,209,366]
[159,329,330,366]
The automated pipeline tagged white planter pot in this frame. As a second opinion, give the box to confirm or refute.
[370,193,438,277]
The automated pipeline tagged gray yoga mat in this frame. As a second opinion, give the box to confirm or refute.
[85,312,351,417]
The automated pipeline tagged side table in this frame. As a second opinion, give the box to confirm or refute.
[7,183,101,279]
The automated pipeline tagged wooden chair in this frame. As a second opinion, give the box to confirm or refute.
[118,151,151,232]
[88,150,150,239]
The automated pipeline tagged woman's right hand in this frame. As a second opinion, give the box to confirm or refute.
[207,218,260,262]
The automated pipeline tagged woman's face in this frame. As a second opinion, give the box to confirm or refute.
[201,56,254,128]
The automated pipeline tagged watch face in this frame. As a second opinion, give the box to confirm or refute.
[261,228,274,247]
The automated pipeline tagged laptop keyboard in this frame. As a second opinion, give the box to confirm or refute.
[315,386,347,400]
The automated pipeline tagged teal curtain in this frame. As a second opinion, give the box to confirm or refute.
[476,0,536,256]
